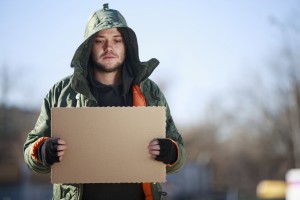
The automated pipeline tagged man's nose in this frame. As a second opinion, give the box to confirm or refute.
[105,40,113,52]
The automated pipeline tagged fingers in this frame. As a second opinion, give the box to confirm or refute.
[57,151,65,161]
[56,139,67,161]
[148,139,160,158]
[57,139,67,145]
[57,150,65,156]
[57,143,67,151]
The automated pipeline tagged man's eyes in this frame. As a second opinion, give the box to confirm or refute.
[94,39,123,44]
[94,39,104,44]
[115,39,123,43]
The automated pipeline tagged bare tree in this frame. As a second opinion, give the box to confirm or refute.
[270,15,300,167]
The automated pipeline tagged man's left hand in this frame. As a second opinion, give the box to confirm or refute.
[148,139,178,165]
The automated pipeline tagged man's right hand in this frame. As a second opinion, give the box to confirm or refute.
[38,138,67,167]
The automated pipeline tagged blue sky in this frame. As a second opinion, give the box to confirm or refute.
[0,0,299,126]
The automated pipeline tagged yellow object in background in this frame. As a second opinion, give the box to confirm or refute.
[256,180,286,199]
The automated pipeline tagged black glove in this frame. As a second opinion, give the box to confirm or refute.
[38,138,60,167]
[155,139,178,165]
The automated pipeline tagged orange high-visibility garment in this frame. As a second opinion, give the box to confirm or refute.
[132,84,153,200]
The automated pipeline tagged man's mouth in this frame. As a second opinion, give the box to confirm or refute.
[102,53,116,59]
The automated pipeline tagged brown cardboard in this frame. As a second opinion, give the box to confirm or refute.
[51,107,166,184]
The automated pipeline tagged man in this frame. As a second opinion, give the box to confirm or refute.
[24,3,185,200]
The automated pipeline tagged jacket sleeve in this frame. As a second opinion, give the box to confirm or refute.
[23,84,59,174]
[143,79,186,174]
[161,95,186,174]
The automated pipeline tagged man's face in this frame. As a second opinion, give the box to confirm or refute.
[91,28,125,73]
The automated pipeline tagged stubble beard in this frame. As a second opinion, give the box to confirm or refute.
[93,61,123,73]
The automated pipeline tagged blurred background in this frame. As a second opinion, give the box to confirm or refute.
[1,0,300,199]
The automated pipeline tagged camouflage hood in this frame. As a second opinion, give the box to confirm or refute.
[70,4,159,97]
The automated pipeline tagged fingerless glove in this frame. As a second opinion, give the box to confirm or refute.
[155,139,178,165]
[38,138,60,167]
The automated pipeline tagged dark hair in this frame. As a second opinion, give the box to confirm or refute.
[117,27,140,65]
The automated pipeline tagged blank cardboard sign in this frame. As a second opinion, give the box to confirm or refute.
[51,107,166,184]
